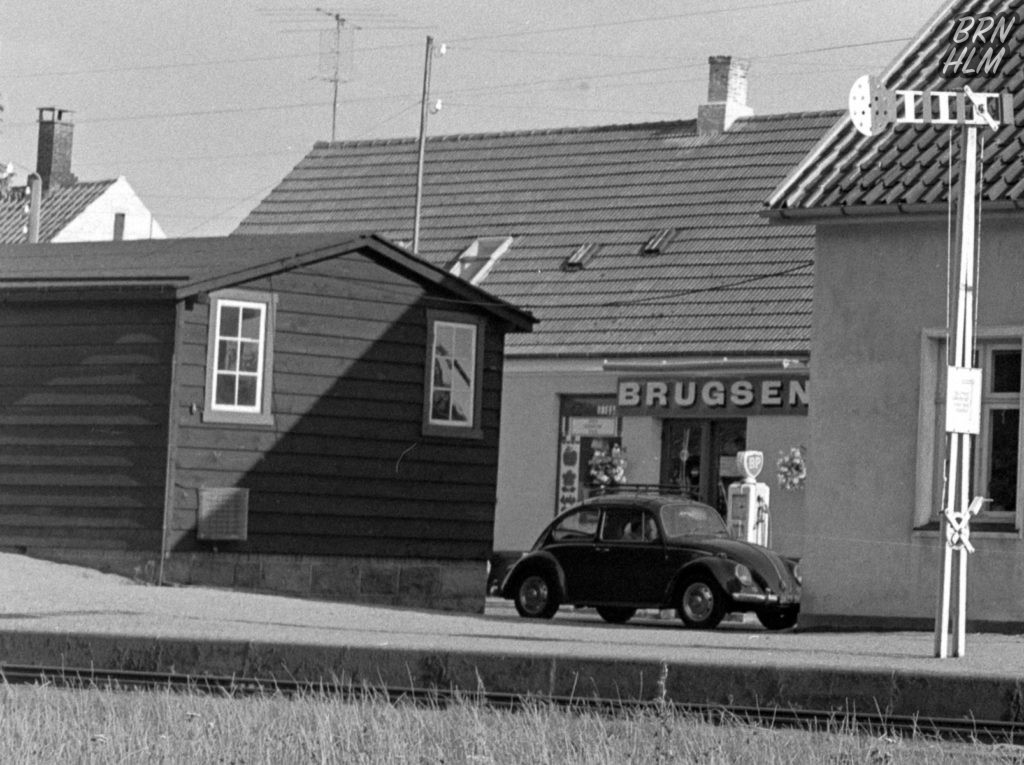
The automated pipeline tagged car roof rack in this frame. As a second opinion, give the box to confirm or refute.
[588,483,698,500]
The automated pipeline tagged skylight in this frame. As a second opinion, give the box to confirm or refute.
[563,242,600,271]
[642,228,676,254]
[448,236,513,285]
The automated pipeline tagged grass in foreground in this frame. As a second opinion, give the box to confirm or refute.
[0,683,1020,764]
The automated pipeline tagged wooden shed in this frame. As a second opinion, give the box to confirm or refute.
[0,233,534,611]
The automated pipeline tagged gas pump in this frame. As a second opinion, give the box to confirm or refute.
[726,451,770,546]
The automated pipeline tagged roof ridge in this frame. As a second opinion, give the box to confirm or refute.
[309,109,838,151]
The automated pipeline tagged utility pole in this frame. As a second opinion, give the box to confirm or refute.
[412,35,434,254]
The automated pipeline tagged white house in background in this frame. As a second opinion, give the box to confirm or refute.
[0,107,164,243]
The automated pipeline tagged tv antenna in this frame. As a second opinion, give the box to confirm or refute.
[315,8,356,142]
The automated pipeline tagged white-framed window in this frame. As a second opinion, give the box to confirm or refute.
[916,329,1023,529]
[203,290,276,425]
[423,312,484,438]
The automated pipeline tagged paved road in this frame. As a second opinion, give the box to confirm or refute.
[0,553,1021,721]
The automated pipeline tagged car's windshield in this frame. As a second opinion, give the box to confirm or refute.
[658,502,728,538]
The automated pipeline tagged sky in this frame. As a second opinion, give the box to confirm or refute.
[1,0,946,238]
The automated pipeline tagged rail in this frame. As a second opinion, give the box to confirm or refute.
[2,663,1021,746]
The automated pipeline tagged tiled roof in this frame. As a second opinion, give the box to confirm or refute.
[0,180,115,243]
[768,0,1023,215]
[237,112,840,358]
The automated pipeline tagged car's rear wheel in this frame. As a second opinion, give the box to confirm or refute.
[514,572,559,619]
[677,574,727,629]
[756,606,799,631]
[595,606,637,624]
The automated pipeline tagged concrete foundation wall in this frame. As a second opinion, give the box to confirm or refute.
[7,547,485,613]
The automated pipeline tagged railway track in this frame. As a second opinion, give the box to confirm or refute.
[2,662,1022,746]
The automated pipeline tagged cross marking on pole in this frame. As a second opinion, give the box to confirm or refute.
[848,73,1011,659]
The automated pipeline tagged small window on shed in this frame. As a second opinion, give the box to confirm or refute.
[448,236,513,285]
[642,228,675,254]
[563,242,600,271]
[203,289,277,426]
[422,310,485,440]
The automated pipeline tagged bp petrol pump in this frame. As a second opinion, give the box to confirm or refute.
[725,451,770,547]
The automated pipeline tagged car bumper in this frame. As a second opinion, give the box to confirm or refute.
[732,591,800,606]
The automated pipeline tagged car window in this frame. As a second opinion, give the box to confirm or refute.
[600,508,659,543]
[659,503,727,537]
[549,509,600,542]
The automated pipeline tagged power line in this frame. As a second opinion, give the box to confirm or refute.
[440,0,816,44]
[2,52,317,80]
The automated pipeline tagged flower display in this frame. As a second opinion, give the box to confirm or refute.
[776,446,807,490]
[589,443,627,486]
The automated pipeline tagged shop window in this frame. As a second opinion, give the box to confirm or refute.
[916,333,1023,529]
[203,290,276,426]
[423,312,484,439]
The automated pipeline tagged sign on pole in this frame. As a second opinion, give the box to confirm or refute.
[848,66,1011,658]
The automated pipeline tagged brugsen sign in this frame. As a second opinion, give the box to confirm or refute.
[617,374,808,418]
[942,12,1018,76]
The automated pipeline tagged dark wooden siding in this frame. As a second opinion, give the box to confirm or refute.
[171,249,507,560]
[0,300,174,552]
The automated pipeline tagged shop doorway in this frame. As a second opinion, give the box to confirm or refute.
[660,418,746,516]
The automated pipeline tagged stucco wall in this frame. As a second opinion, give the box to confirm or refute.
[747,415,809,559]
[494,360,809,557]
[52,177,165,242]
[805,215,1024,628]
[494,360,607,551]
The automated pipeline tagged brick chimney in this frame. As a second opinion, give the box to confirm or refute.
[36,107,78,192]
[697,56,753,136]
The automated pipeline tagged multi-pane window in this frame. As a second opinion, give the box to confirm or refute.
[429,321,476,426]
[918,335,1023,527]
[204,291,275,425]
[423,313,483,438]
[978,346,1021,519]
[213,300,266,412]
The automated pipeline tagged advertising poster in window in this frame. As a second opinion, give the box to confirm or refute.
[557,395,621,515]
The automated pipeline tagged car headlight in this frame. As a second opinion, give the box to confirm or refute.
[734,564,754,587]
[790,561,803,585]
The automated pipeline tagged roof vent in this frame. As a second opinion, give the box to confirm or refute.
[448,236,513,285]
[642,228,676,254]
[563,242,600,271]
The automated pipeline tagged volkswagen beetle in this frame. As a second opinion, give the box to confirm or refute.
[499,493,801,630]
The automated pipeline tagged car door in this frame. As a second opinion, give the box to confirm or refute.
[592,506,669,606]
[542,507,605,603]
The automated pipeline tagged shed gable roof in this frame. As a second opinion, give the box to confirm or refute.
[237,111,839,358]
[0,180,116,243]
[768,0,1024,216]
[0,233,534,331]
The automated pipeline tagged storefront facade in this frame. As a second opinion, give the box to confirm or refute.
[494,358,810,559]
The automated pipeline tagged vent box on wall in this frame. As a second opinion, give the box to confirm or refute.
[197,487,249,541]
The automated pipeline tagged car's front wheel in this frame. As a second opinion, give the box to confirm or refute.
[677,574,727,629]
[513,572,559,619]
[756,606,799,631]
[595,606,637,624]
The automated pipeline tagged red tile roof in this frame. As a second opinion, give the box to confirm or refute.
[768,0,1023,216]
[238,112,840,358]
[0,180,115,243]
